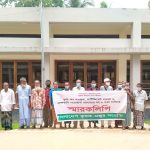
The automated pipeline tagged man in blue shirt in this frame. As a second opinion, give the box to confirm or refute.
[49,81,62,129]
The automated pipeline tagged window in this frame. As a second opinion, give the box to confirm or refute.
[102,62,115,84]
[87,63,98,83]
[127,61,130,82]
[142,62,150,83]
[2,62,14,88]
[73,63,84,82]
[56,61,116,88]
[57,63,69,83]
[0,61,41,90]
[32,62,41,82]
[17,62,28,84]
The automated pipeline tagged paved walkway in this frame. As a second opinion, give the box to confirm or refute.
[0,124,150,150]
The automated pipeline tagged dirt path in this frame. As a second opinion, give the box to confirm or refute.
[0,128,150,150]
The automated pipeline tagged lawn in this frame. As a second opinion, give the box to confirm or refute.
[144,120,150,125]
[0,122,19,130]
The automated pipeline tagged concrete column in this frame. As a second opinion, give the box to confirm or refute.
[131,21,141,48]
[130,54,141,91]
[116,56,127,84]
[43,21,49,48]
[44,53,50,82]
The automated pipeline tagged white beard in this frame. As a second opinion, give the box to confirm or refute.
[35,86,41,91]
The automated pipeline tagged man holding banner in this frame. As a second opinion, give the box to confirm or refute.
[49,81,63,129]
[72,79,85,129]
[52,86,127,128]
[87,80,99,129]
[100,78,113,129]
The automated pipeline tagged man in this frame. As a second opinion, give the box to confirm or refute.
[16,77,31,129]
[0,82,15,130]
[100,78,113,129]
[31,80,46,129]
[122,82,134,130]
[49,81,62,129]
[43,80,52,128]
[133,83,148,130]
[72,79,85,129]
[63,82,72,128]
[115,82,123,128]
[87,80,99,128]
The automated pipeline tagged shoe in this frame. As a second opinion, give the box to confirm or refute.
[101,125,104,129]
[141,127,146,130]
[108,125,112,129]
[132,126,136,130]
[20,126,24,129]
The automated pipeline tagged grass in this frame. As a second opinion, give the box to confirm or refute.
[144,120,150,125]
[0,122,19,130]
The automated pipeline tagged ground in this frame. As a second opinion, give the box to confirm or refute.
[0,122,150,150]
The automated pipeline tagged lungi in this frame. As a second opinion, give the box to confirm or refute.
[1,111,12,129]
[133,110,144,126]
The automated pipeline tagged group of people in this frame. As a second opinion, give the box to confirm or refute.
[0,77,149,130]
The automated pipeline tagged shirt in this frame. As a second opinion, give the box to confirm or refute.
[100,86,113,91]
[31,88,46,109]
[133,90,148,111]
[72,87,85,91]
[0,88,15,111]
[16,85,31,102]
[44,88,51,108]
[49,88,62,107]
[87,87,98,91]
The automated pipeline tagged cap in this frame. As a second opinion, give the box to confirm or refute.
[104,78,111,82]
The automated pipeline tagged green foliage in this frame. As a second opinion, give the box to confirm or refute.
[0,0,94,7]
[0,0,64,7]
[100,1,108,8]
[65,0,94,8]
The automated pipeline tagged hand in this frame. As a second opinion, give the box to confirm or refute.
[15,104,19,109]
[50,106,53,110]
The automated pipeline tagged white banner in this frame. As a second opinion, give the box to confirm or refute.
[53,91,127,121]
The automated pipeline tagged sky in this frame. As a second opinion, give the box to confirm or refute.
[94,0,149,8]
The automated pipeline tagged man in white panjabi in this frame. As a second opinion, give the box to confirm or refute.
[72,79,85,129]
[0,82,15,130]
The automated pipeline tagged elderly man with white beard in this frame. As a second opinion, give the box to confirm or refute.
[16,77,31,129]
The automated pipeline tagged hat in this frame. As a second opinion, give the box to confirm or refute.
[104,78,111,82]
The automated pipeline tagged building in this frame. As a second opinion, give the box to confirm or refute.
[0,8,150,94]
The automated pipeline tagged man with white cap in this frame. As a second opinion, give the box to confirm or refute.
[100,78,113,129]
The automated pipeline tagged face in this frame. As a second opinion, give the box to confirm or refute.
[65,82,70,90]
[35,80,40,87]
[125,83,130,90]
[76,80,81,88]
[3,83,9,90]
[117,83,122,89]
[91,81,96,88]
[46,81,51,88]
[137,85,142,91]
[105,81,110,86]
[53,82,58,89]
[21,80,26,85]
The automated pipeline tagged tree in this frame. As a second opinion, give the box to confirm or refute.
[148,0,150,9]
[65,0,94,8]
[100,1,108,8]
[0,0,64,7]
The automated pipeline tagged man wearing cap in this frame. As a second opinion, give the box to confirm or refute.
[100,78,113,129]
[133,83,148,130]
[72,79,85,129]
